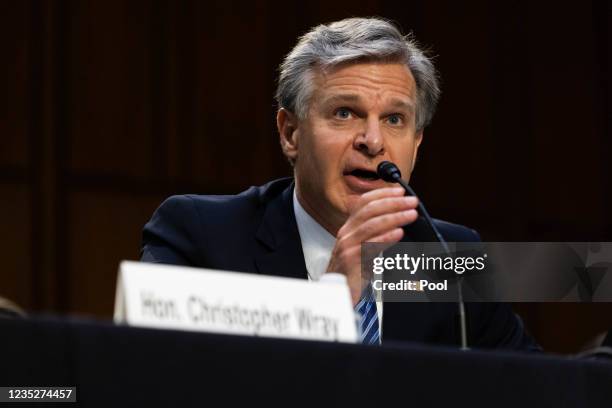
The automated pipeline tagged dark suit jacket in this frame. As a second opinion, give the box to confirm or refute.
[141,177,539,351]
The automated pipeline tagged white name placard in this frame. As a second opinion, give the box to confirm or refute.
[114,261,357,343]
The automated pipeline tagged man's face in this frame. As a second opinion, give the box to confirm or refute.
[279,61,422,235]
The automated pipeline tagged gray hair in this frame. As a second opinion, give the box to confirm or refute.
[276,17,440,132]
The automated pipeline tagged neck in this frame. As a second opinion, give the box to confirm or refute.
[295,186,345,237]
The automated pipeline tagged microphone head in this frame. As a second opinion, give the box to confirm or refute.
[377,161,402,183]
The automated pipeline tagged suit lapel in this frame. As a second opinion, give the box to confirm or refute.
[254,182,309,280]
[383,216,438,339]
[401,215,437,242]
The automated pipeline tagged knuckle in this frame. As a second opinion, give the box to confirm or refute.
[358,225,370,238]
[390,211,410,225]
[361,200,378,216]
[389,197,407,211]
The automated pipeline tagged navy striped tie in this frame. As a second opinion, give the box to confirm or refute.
[355,284,380,345]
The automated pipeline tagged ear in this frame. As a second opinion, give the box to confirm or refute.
[277,108,300,162]
[411,131,424,172]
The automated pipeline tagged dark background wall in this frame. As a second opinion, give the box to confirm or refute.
[1,0,610,353]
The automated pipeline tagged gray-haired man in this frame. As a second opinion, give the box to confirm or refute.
[142,17,539,350]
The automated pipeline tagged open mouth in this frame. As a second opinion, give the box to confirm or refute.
[347,168,380,181]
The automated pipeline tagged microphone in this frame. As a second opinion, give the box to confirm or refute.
[378,161,449,254]
[377,161,469,350]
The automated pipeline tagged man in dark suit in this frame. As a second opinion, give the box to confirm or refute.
[142,17,539,350]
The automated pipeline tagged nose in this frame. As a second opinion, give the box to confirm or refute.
[353,118,384,156]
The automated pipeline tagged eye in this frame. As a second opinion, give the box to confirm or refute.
[334,107,353,120]
[386,114,403,126]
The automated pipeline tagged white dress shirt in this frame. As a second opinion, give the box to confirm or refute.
[293,190,383,336]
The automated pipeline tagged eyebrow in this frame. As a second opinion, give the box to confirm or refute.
[321,93,415,114]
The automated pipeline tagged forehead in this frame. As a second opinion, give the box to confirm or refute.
[311,61,417,105]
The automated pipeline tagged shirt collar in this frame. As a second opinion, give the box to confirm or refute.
[293,189,336,281]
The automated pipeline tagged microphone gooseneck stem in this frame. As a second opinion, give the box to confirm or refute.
[380,164,468,351]
[396,178,451,256]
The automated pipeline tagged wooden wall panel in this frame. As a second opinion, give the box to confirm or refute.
[190,1,279,188]
[527,2,605,231]
[415,0,495,221]
[0,1,30,170]
[67,191,164,317]
[66,0,154,178]
[0,185,32,309]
